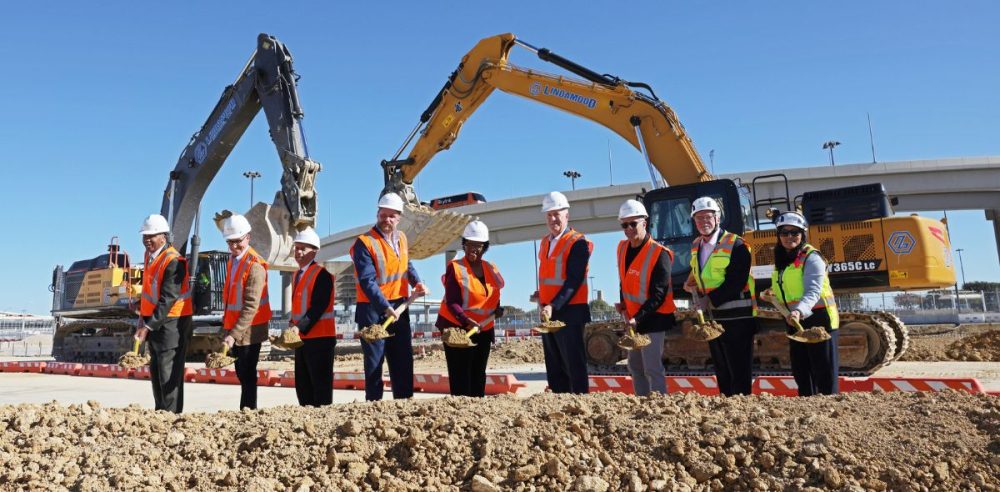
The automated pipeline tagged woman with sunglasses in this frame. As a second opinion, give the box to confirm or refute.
[614,199,675,395]
[436,220,505,397]
[771,211,840,395]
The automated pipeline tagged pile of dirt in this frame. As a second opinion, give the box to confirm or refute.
[489,338,545,365]
[945,330,1000,361]
[0,391,996,490]
[899,328,1000,362]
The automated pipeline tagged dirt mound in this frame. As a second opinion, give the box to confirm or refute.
[946,330,1000,361]
[1,392,997,490]
[900,328,1000,362]
[490,338,545,365]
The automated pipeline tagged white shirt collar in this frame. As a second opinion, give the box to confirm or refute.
[148,245,166,262]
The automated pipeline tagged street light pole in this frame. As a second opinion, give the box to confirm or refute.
[822,141,841,166]
[955,248,967,288]
[588,275,596,300]
[563,170,581,190]
[243,171,261,207]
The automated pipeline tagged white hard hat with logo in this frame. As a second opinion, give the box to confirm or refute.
[541,191,570,212]
[462,220,490,242]
[221,214,252,240]
[775,211,808,231]
[690,196,722,217]
[378,192,405,212]
[618,199,648,220]
[294,227,321,249]
[139,214,170,235]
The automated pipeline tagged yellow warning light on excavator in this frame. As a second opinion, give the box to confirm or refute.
[889,270,909,280]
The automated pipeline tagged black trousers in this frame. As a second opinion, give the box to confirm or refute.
[790,328,840,396]
[541,322,589,394]
[362,312,413,401]
[231,343,262,409]
[443,328,495,397]
[148,316,192,413]
[294,337,336,406]
[708,317,757,396]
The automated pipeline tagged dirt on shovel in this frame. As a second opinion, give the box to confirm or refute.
[205,351,236,369]
[118,352,150,369]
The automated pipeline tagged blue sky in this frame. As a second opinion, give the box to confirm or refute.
[2,2,998,314]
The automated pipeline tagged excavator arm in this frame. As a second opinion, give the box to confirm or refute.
[383,33,711,258]
[162,33,320,271]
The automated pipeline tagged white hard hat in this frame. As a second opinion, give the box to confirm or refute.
[221,214,252,240]
[541,191,570,212]
[462,220,490,242]
[690,196,721,217]
[775,211,808,231]
[139,214,170,235]
[378,192,405,212]
[293,227,321,249]
[618,199,648,220]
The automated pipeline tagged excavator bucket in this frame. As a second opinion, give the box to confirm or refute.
[396,204,473,260]
[244,200,299,271]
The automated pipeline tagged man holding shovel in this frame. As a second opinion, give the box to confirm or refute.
[534,191,592,394]
[684,197,757,396]
[350,192,428,401]
[614,200,675,396]
[136,214,193,413]
[288,227,336,406]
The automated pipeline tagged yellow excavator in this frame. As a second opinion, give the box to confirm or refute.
[381,33,957,375]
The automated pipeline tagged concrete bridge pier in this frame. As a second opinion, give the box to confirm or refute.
[987,209,1000,266]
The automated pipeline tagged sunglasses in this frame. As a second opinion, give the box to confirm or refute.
[620,220,642,230]
[778,229,802,237]
[226,235,248,245]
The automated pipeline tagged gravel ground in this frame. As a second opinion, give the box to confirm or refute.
[0,391,996,491]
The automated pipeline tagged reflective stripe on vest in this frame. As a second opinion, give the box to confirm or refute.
[772,244,840,329]
[352,228,410,303]
[140,246,193,318]
[291,262,336,339]
[222,247,272,330]
[617,238,676,318]
[689,231,757,314]
[438,258,504,330]
[538,229,592,305]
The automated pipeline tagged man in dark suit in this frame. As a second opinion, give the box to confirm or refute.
[135,214,193,413]
[288,227,337,406]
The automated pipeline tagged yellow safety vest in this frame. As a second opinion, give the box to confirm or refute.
[689,231,757,315]
[772,244,840,329]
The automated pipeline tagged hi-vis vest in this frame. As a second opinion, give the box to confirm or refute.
[772,244,840,329]
[538,229,592,306]
[617,238,676,319]
[352,228,409,303]
[222,247,272,329]
[690,231,757,315]
[140,246,193,318]
[291,262,336,339]
[438,258,505,331]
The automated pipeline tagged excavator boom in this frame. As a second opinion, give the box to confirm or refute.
[384,33,710,258]
[163,33,320,270]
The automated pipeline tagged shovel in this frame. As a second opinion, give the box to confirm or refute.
[118,338,151,369]
[617,325,651,350]
[759,290,831,343]
[270,327,304,350]
[443,315,494,348]
[686,291,725,342]
[205,344,236,369]
[360,292,423,342]
[533,311,566,334]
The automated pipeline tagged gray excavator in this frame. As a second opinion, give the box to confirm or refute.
[50,33,322,362]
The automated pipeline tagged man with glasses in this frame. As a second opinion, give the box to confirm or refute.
[614,200,675,395]
[216,213,271,409]
[684,196,757,396]
[534,191,593,394]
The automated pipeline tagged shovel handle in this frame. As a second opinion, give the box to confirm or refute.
[222,344,230,357]
[131,338,141,354]
[696,309,706,325]
[465,326,479,338]
[382,316,396,329]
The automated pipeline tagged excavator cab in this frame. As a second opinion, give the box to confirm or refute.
[643,178,753,294]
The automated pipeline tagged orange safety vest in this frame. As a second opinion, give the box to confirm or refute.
[222,247,272,330]
[291,262,336,339]
[140,246,193,318]
[438,257,504,331]
[538,229,592,306]
[352,228,410,303]
[617,238,676,318]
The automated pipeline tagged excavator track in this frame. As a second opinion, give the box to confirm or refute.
[584,309,900,376]
[52,319,137,363]
[874,311,910,361]
[398,204,473,259]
